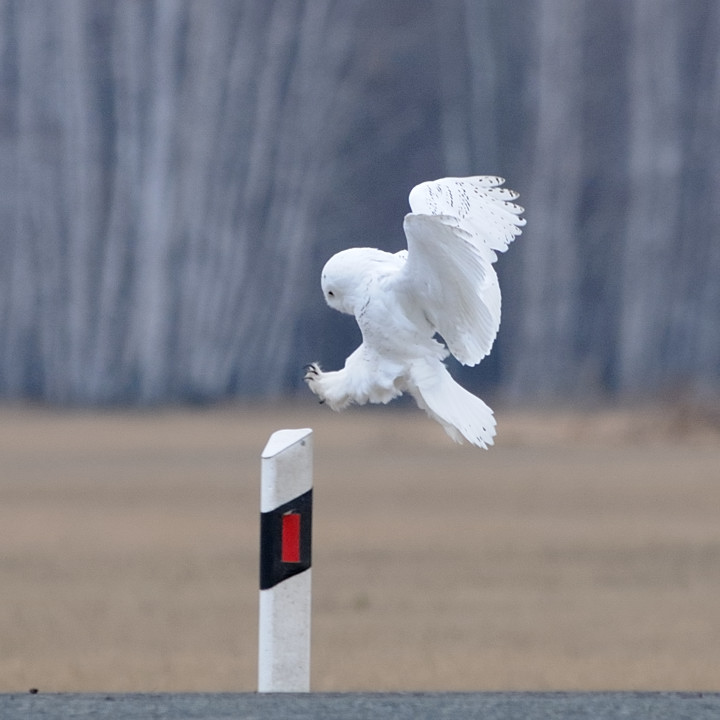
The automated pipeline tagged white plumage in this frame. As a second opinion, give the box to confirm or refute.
[304,176,525,448]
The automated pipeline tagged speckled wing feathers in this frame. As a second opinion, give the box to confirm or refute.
[408,176,525,257]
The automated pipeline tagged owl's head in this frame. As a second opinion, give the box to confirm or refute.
[321,247,397,316]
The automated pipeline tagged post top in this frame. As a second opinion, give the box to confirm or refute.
[262,428,313,459]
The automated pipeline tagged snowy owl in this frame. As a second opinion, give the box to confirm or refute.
[304,175,525,448]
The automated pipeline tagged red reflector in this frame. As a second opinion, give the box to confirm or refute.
[281,513,301,563]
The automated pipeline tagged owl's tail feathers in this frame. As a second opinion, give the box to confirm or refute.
[408,360,496,448]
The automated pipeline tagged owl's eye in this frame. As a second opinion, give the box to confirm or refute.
[327,291,335,298]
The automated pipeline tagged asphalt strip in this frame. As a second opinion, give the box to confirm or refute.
[1,691,718,720]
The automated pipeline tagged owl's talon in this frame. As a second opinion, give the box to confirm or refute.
[303,362,321,381]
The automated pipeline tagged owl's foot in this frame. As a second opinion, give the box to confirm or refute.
[303,363,326,404]
[303,362,358,410]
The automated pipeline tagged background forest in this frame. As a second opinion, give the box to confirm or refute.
[1,0,718,406]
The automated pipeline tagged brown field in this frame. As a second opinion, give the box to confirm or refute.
[1,401,719,692]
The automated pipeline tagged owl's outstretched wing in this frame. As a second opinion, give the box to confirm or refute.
[397,176,525,366]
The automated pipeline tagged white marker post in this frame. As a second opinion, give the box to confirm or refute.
[258,428,313,693]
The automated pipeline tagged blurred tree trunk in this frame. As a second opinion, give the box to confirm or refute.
[617,0,684,395]
[505,0,584,399]
[692,4,720,390]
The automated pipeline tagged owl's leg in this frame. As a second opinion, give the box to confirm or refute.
[303,363,355,411]
[304,343,403,410]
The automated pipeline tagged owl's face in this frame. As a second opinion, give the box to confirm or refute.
[320,247,398,316]
[321,249,362,315]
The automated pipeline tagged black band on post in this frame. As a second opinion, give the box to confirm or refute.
[260,488,312,590]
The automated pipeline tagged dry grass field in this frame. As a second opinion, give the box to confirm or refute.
[1,401,719,692]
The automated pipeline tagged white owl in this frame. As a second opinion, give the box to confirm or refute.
[304,176,525,448]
